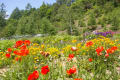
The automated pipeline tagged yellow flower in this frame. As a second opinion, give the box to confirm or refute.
[77,43,81,47]
[63,45,72,52]
[47,47,59,54]
[33,43,39,46]
[82,53,86,55]
[34,57,39,60]
[34,66,38,69]
[60,51,64,54]
[0,52,3,54]
[72,40,77,43]
[32,52,36,55]
[34,61,37,63]
[41,44,45,48]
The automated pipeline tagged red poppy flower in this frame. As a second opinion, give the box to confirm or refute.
[20,45,27,49]
[32,71,39,79]
[89,58,92,62]
[74,78,83,80]
[24,40,31,46]
[28,70,39,80]
[69,54,74,59]
[15,57,22,61]
[111,46,117,51]
[14,49,29,56]
[41,65,50,75]
[67,66,76,75]
[105,53,109,58]
[20,49,29,56]
[7,48,12,53]
[106,48,113,54]
[68,54,74,61]
[86,41,93,47]
[110,46,117,53]
[71,47,77,51]
[13,50,19,55]
[96,46,104,56]
[28,73,34,80]
[15,40,24,47]
[6,53,11,58]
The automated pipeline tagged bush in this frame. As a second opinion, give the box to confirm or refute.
[41,17,57,35]
[110,16,120,31]
[31,38,42,44]
[88,14,96,26]
[79,20,86,27]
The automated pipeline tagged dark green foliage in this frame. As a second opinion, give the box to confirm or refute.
[16,16,37,35]
[88,14,96,26]
[38,3,50,18]
[0,16,6,29]
[41,17,57,35]
[72,27,80,36]
[0,3,6,30]
[110,16,120,31]
[79,20,86,27]
[10,7,22,19]
[25,3,32,10]
[0,3,6,18]
[0,19,18,37]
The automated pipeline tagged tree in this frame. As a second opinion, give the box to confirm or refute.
[25,3,32,10]
[0,16,6,29]
[0,3,6,18]
[56,0,75,5]
[0,3,6,30]
[41,17,56,35]
[88,14,96,26]
[0,19,18,37]
[38,2,50,18]
[10,7,22,19]
[56,0,65,5]
[110,16,120,31]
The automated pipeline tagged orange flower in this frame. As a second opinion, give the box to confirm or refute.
[34,66,38,69]
[106,46,117,54]
[67,66,76,75]
[20,49,29,56]
[86,41,93,47]
[111,46,117,53]
[106,48,113,54]
[13,49,29,56]
[111,46,117,51]
[96,46,103,56]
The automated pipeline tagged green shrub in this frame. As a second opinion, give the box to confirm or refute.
[79,20,86,27]
[88,14,96,26]
[32,38,42,44]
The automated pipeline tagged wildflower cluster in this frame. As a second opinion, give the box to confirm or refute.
[0,36,119,80]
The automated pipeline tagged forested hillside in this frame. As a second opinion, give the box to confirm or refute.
[0,0,120,37]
